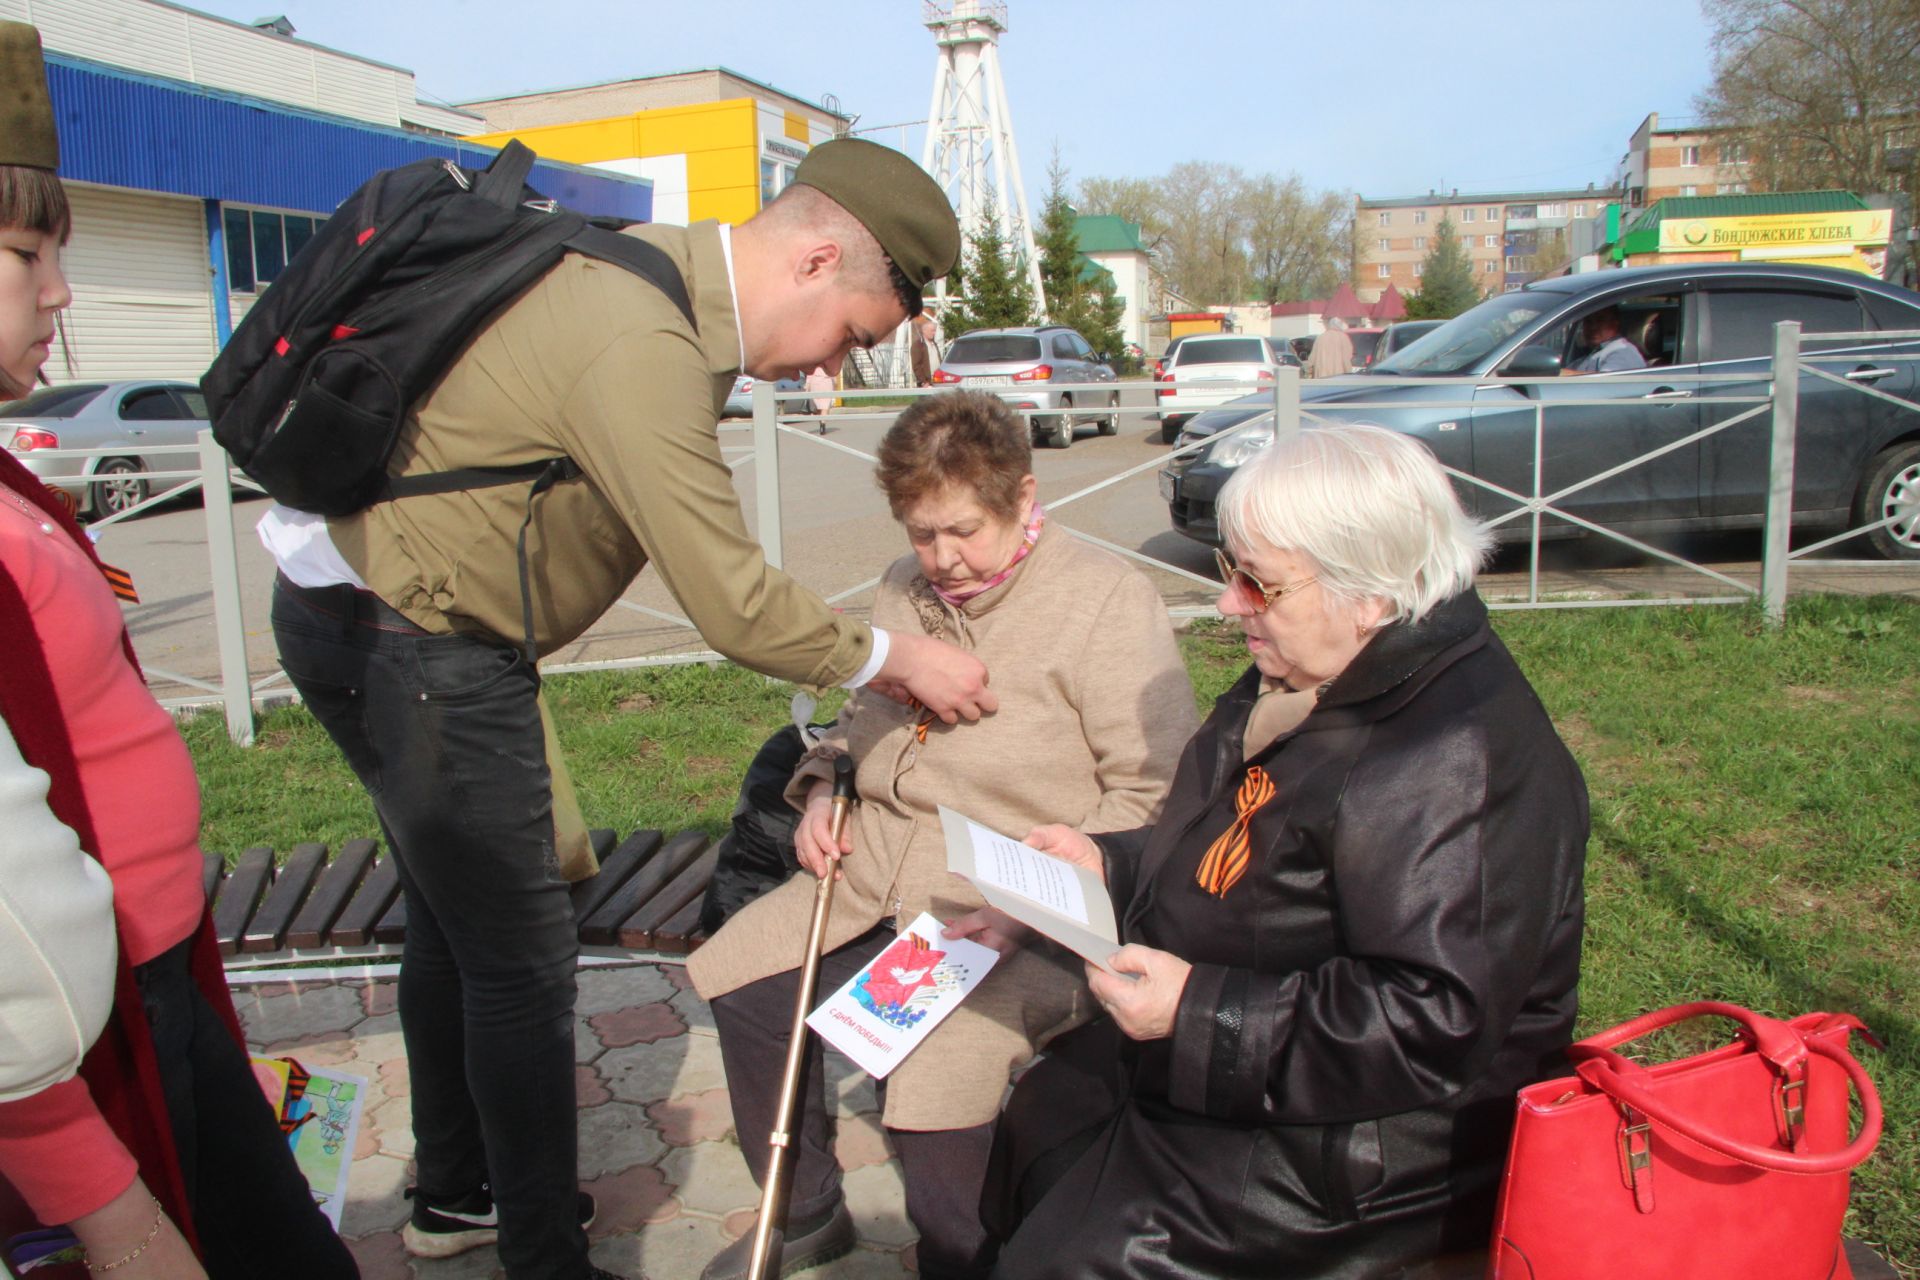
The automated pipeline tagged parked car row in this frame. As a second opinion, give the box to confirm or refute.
[1161,263,1920,560]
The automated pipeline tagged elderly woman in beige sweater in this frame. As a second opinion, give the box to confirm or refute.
[689,391,1198,1280]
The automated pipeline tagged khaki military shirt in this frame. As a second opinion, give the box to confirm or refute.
[328,221,871,688]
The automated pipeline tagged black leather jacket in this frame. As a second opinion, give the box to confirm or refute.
[997,589,1588,1279]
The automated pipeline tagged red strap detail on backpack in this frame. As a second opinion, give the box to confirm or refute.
[330,324,359,342]
[357,226,376,246]
[274,336,290,357]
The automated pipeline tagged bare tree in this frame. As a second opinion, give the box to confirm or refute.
[1243,175,1354,303]
[1696,0,1920,195]
[1077,166,1351,306]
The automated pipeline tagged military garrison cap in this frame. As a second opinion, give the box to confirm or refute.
[792,138,959,314]
[1,21,58,171]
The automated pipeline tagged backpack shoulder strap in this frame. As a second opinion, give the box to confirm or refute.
[564,225,698,332]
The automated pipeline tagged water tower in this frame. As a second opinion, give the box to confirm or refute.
[919,0,1044,322]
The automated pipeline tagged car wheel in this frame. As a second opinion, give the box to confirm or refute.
[1160,416,1183,445]
[1097,392,1119,436]
[1046,398,1075,449]
[92,458,148,519]
[1853,440,1920,560]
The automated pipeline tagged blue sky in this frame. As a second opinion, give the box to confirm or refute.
[184,0,1717,204]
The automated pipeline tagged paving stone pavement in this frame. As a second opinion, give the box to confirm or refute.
[229,965,919,1280]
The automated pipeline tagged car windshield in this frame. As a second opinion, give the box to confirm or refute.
[1177,338,1266,365]
[947,335,1042,363]
[1371,293,1562,375]
[0,383,106,418]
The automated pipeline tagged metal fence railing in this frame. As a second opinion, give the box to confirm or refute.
[59,320,1919,743]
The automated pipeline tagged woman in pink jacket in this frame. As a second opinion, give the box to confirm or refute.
[0,22,356,1279]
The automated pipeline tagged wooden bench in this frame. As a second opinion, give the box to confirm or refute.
[208,829,717,969]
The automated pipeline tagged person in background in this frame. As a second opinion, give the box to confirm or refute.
[909,310,942,387]
[1561,306,1648,374]
[0,20,358,1279]
[981,423,1588,1279]
[1305,315,1354,378]
[689,392,1198,1280]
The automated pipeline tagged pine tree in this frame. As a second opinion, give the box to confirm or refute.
[1035,154,1129,364]
[942,192,1038,339]
[1037,153,1086,325]
[1403,217,1481,320]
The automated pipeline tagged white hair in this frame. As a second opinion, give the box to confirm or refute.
[1216,422,1491,625]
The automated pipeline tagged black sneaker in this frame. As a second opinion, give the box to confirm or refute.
[402,1183,598,1259]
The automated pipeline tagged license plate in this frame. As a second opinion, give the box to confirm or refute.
[1159,472,1177,503]
[966,375,1012,387]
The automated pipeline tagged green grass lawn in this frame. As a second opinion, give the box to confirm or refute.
[182,594,1920,1267]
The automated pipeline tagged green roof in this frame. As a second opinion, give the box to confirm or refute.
[1074,214,1146,255]
[1618,189,1869,255]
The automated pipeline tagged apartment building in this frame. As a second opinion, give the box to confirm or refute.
[1620,112,1755,206]
[1354,186,1616,302]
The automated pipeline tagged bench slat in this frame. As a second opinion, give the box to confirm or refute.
[200,851,224,908]
[331,856,401,947]
[1845,1239,1898,1280]
[642,894,706,955]
[569,829,662,926]
[617,842,719,949]
[241,842,328,954]
[580,831,706,946]
[286,838,377,949]
[212,847,275,956]
[374,894,407,946]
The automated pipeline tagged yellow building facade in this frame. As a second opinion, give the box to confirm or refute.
[462,71,847,227]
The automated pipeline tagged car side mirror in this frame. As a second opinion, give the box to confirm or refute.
[1500,347,1563,378]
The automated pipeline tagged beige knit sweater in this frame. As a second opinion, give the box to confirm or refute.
[688,523,1199,1129]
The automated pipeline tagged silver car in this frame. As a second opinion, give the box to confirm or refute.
[933,325,1120,448]
[1,380,208,519]
[721,374,814,418]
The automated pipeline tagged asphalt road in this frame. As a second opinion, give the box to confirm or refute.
[88,381,1917,705]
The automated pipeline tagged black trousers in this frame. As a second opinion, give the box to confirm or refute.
[271,578,586,1280]
[711,927,997,1280]
[136,938,358,1279]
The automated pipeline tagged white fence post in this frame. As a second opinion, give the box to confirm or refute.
[1272,364,1301,444]
[198,429,254,745]
[752,377,782,569]
[1760,321,1801,627]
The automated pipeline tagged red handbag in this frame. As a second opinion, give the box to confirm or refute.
[1487,1002,1882,1279]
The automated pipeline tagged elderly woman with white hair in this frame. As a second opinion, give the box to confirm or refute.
[967,422,1590,1279]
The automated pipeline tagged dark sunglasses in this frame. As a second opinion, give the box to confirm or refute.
[1214,548,1317,614]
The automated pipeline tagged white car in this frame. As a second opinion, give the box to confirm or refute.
[1155,334,1300,443]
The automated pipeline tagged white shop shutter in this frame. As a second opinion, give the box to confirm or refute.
[51,185,215,385]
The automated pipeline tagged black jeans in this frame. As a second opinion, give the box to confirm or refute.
[135,938,359,1279]
[712,927,998,1280]
[271,578,586,1280]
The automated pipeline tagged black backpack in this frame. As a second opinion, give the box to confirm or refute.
[201,140,695,518]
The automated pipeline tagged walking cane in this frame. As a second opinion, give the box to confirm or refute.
[746,753,856,1280]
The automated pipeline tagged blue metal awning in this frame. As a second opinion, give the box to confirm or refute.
[46,53,653,221]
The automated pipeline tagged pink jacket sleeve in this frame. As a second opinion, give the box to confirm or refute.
[0,1075,140,1225]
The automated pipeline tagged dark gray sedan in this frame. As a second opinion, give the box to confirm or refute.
[1163,264,1920,560]
[2,380,209,519]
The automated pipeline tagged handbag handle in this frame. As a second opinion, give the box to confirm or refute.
[1569,1003,1882,1175]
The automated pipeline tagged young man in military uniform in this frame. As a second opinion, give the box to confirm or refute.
[262,139,987,1280]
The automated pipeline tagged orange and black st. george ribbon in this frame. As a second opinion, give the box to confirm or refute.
[98,560,138,603]
[1195,766,1275,897]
